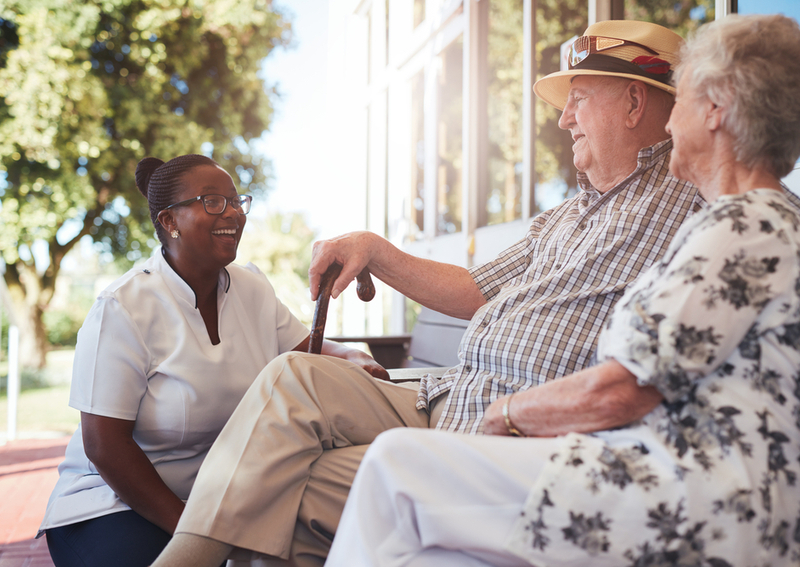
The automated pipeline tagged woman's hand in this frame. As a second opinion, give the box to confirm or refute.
[341,348,390,381]
[293,335,390,380]
[483,394,519,436]
[482,360,664,437]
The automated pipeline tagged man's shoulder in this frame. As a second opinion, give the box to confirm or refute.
[780,183,800,211]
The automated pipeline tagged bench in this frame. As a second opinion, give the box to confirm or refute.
[307,265,470,380]
[329,307,470,370]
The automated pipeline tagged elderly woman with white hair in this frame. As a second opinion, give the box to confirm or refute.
[325,14,800,567]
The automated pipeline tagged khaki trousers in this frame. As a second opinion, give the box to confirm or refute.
[176,352,445,566]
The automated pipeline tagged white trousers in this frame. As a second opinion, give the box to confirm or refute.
[325,428,562,567]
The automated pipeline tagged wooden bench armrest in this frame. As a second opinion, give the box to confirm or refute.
[328,334,412,369]
[328,334,412,346]
[388,366,450,383]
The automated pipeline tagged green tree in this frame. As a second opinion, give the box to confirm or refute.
[0,0,290,368]
[237,211,317,326]
[626,0,715,37]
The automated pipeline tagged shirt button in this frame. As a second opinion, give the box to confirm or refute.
[578,222,587,230]
[464,364,472,372]
[142,269,150,274]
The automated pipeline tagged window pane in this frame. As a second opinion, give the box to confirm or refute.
[533,1,588,212]
[625,0,714,35]
[436,36,463,235]
[410,70,425,238]
[737,0,800,21]
[485,0,524,226]
[414,0,425,28]
[735,0,800,195]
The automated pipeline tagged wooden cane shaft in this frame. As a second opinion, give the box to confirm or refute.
[309,263,342,354]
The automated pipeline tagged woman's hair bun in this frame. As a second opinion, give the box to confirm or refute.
[135,157,165,198]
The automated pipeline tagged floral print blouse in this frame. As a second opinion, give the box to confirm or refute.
[506,189,800,566]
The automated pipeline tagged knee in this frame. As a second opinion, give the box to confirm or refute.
[362,428,429,469]
[257,351,315,386]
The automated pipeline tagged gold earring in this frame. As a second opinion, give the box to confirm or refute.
[171,229,180,239]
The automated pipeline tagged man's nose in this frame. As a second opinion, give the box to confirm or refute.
[557,103,573,130]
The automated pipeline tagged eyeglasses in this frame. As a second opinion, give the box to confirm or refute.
[568,35,658,69]
[163,194,253,215]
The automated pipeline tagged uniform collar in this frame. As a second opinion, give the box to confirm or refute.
[156,247,230,309]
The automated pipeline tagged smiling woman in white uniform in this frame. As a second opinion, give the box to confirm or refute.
[37,154,386,567]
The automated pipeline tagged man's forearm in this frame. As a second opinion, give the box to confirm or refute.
[368,245,485,319]
[310,231,486,320]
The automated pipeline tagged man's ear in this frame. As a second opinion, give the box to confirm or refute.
[625,81,649,129]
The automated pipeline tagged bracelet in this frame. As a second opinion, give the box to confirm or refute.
[502,393,525,437]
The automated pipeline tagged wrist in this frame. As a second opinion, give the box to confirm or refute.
[502,393,525,437]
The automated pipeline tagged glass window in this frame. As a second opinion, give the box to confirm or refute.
[367,7,372,84]
[736,0,800,20]
[385,0,390,66]
[414,0,425,28]
[410,70,425,238]
[436,35,463,235]
[533,1,588,212]
[625,0,715,35]
[734,0,800,195]
[485,0,524,226]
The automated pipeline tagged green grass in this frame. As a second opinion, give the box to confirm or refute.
[0,385,79,435]
[0,349,80,437]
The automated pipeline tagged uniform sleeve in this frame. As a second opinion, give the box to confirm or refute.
[69,294,151,420]
[599,202,799,402]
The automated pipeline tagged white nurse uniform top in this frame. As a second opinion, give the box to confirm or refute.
[38,249,308,535]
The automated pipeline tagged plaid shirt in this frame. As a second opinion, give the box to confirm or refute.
[418,140,706,433]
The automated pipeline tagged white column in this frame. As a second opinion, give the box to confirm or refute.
[7,325,19,441]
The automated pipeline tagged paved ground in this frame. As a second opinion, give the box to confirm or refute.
[0,436,68,567]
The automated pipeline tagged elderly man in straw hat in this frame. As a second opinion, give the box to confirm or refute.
[156,20,736,567]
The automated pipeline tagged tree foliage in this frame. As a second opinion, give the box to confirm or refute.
[237,211,317,326]
[0,0,290,367]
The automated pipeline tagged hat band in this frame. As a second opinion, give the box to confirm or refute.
[570,53,673,86]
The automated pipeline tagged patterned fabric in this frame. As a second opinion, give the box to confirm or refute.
[422,139,706,433]
[506,189,800,566]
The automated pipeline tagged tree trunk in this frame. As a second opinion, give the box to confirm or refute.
[16,300,48,369]
[3,259,57,370]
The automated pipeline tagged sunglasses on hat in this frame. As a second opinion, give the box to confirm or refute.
[568,35,658,69]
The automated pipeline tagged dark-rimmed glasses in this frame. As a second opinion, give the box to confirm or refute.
[163,194,252,215]
[569,35,658,69]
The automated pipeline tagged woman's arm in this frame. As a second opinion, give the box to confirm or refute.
[292,335,390,381]
[81,413,185,534]
[483,360,664,437]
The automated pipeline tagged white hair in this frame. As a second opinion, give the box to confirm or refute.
[675,14,800,178]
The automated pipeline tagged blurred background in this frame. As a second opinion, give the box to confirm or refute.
[1,0,798,441]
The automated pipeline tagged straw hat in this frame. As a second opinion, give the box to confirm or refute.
[533,20,684,110]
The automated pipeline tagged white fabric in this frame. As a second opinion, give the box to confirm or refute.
[325,429,560,567]
[504,191,800,565]
[38,249,308,534]
[328,191,800,567]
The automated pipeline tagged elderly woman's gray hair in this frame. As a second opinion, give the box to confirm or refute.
[675,14,800,178]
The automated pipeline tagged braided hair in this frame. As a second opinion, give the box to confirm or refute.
[135,154,220,244]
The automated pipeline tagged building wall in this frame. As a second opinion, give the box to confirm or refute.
[326,0,798,336]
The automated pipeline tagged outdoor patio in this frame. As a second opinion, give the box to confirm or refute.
[0,436,67,567]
